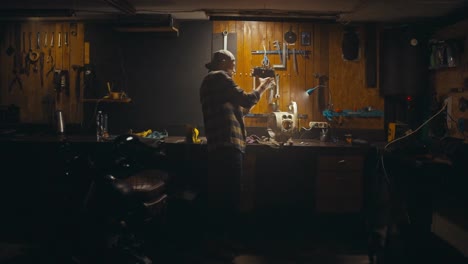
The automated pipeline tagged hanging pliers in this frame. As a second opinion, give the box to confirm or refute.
[9,70,23,93]
[262,45,270,67]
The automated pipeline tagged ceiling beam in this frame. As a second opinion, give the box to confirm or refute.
[206,9,339,22]
[0,9,75,18]
[103,0,136,15]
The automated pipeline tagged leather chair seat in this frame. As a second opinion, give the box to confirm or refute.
[122,169,167,202]
[121,169,168,222]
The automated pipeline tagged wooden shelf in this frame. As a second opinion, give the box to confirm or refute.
[82,98,132,103]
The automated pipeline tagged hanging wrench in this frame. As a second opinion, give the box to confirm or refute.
[222,30,228,51]
[275,73,280,99]
[50,32,54,47]
[267,64,273,104]
[267,74,280,112]
[293,48,298,74]
[36,32,40,49]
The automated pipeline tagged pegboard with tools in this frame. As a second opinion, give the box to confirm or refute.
[0,22,85,123]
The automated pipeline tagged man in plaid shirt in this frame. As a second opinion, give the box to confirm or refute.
[200,49,274,249]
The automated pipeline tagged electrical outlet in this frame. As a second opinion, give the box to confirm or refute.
[309,121,329,128]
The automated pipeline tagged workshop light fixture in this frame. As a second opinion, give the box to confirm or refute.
[306,85,326,95]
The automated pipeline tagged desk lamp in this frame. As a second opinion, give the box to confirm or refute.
[306,85,326,95]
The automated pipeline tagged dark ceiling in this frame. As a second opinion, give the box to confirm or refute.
[0,0,467,24]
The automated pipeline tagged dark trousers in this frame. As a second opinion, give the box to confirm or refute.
[203,147,243,235]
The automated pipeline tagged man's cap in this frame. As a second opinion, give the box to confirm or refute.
[205,50,236,70]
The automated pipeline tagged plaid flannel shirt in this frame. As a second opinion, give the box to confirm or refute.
[200,70,260,153]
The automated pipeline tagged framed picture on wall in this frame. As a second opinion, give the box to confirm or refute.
[301,32,311,46]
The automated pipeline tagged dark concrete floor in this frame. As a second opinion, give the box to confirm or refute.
[1,199,467,264]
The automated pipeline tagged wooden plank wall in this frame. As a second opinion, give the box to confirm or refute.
[0,22,85,124]
[0,20,385,130]
[213,20,384,130]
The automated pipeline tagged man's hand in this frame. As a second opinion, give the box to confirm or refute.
[258,77,276,94]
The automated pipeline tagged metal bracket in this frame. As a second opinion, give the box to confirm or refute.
[252,40,310,70]
[273,42,287,69]
[251,49,310,56]
[273,40,283,64]
[251,45,310,69]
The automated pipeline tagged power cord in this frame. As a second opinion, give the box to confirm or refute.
[384,100,448,151]
[380,100,448,210]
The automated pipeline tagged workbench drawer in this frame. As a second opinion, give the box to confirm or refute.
[316,171,363,198]
[318,155,364,172]
[315,155,364,213]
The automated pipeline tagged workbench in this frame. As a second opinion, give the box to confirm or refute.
[163,137,372,214]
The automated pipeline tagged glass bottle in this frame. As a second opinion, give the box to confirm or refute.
[102,113,108,139]
[96,110,103,141]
